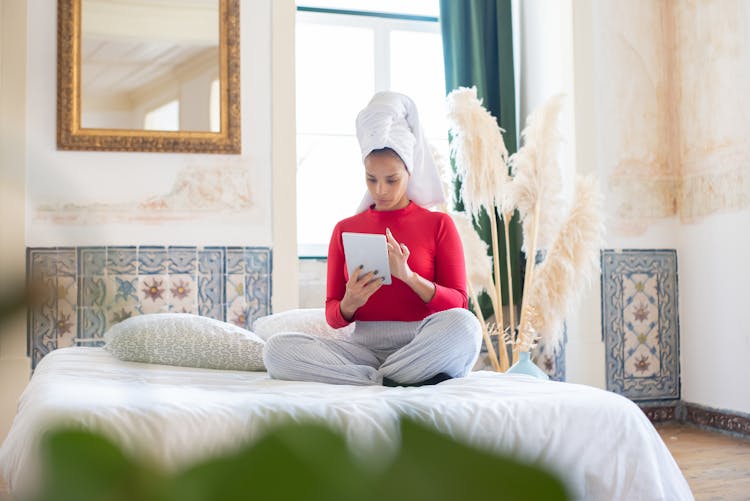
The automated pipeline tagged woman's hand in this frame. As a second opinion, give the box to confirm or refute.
[385,227,436,303]
[339,265,385,321]
[385,227,414,283]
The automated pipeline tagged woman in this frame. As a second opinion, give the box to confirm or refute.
[264,91,481,386]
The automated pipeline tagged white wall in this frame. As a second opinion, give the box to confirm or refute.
[0,0,299,442]
[679,209,750,414]
[564,0,750,415]
[26,0,274,248]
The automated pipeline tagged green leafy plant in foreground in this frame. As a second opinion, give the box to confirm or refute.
[30,419,569,501]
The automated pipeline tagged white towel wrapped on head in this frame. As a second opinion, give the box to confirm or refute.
[354,91,446,213]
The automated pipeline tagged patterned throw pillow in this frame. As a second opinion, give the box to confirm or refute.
[252,308,355,341]
[104,313,265,371]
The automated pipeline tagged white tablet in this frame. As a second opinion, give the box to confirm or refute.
[341,232,392,285]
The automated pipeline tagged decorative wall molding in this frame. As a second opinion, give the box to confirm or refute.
[681,402,750,438]
[639,403,678,423]
[27,246,271,368]
[639,401,750,439]
[602,249,680,401]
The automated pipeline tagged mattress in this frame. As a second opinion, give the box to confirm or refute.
[0,347,692,500]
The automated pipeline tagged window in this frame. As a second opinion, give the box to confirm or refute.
[143,99,179,131]
[296,1,447,257]
[209,79,220,133]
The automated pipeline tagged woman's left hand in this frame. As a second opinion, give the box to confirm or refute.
[385,228,414,283]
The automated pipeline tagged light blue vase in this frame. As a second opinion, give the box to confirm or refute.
[506,351,549,380]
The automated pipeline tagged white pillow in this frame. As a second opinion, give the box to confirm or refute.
[104,313,265,371]
[252,308,355,341]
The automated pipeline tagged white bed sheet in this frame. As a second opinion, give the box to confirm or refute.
[0,347,692,500]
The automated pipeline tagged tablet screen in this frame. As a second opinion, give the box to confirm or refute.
[341,232,392,285]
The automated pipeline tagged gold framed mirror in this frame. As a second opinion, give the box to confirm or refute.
[57,0,240,153]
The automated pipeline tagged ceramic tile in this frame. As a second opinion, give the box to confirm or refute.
[138,275,169,314]
[27,249,58,281]
[168,274,198,312]
[78,307,107,344]
[171,303,198,315]
[55,276,78,348]
[79,276,106,308]
[602,249,680,401]
[198,247,225,275]
[56,248,77,277]
[246,248,272,275]
[56,276,77,307]
[226,274,245,303]
[138,246,168,275]
[30,306,56,367]
[108,304,140,326]
[56,306,77,348]
[35,276,57,310]
[245,273,271,321]
[227,297,249,329]
[198,274,224,320]
[226,247,245,275]
[78,247,107,276]
[168,247,197,274]
[107,247,138,274]
[106,275,140,306]
[198,271,224,304]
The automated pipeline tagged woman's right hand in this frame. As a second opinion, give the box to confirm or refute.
[339,265,385,321]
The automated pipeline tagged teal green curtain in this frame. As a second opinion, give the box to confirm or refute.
[439,0,523,314]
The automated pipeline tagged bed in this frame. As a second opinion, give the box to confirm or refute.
[0,346,691,500]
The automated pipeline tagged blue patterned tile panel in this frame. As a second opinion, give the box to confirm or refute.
[27,246,272,368]
[601,249,680,401]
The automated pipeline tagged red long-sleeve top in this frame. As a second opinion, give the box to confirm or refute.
[325,202,468,328]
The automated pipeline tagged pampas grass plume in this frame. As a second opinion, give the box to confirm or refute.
[446,86,509,218]
[508,94,567,250]
[526,175,605,349]
[450,212,494,295]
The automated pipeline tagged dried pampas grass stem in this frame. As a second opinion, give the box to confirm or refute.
[468,284,500,371]
[502,213,516,342]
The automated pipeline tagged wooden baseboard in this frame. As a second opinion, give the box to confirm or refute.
[639,401,750,439]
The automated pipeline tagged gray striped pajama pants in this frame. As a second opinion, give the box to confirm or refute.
[262,308,482,386]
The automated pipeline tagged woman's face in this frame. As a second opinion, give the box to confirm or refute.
[364,152,410,211]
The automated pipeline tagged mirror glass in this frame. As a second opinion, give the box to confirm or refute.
[80,0,219,132]
[58,0,240,153]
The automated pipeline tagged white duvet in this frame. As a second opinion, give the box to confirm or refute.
[0,347,692,500]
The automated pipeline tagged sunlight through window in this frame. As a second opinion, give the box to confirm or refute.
[296,2,445,256]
